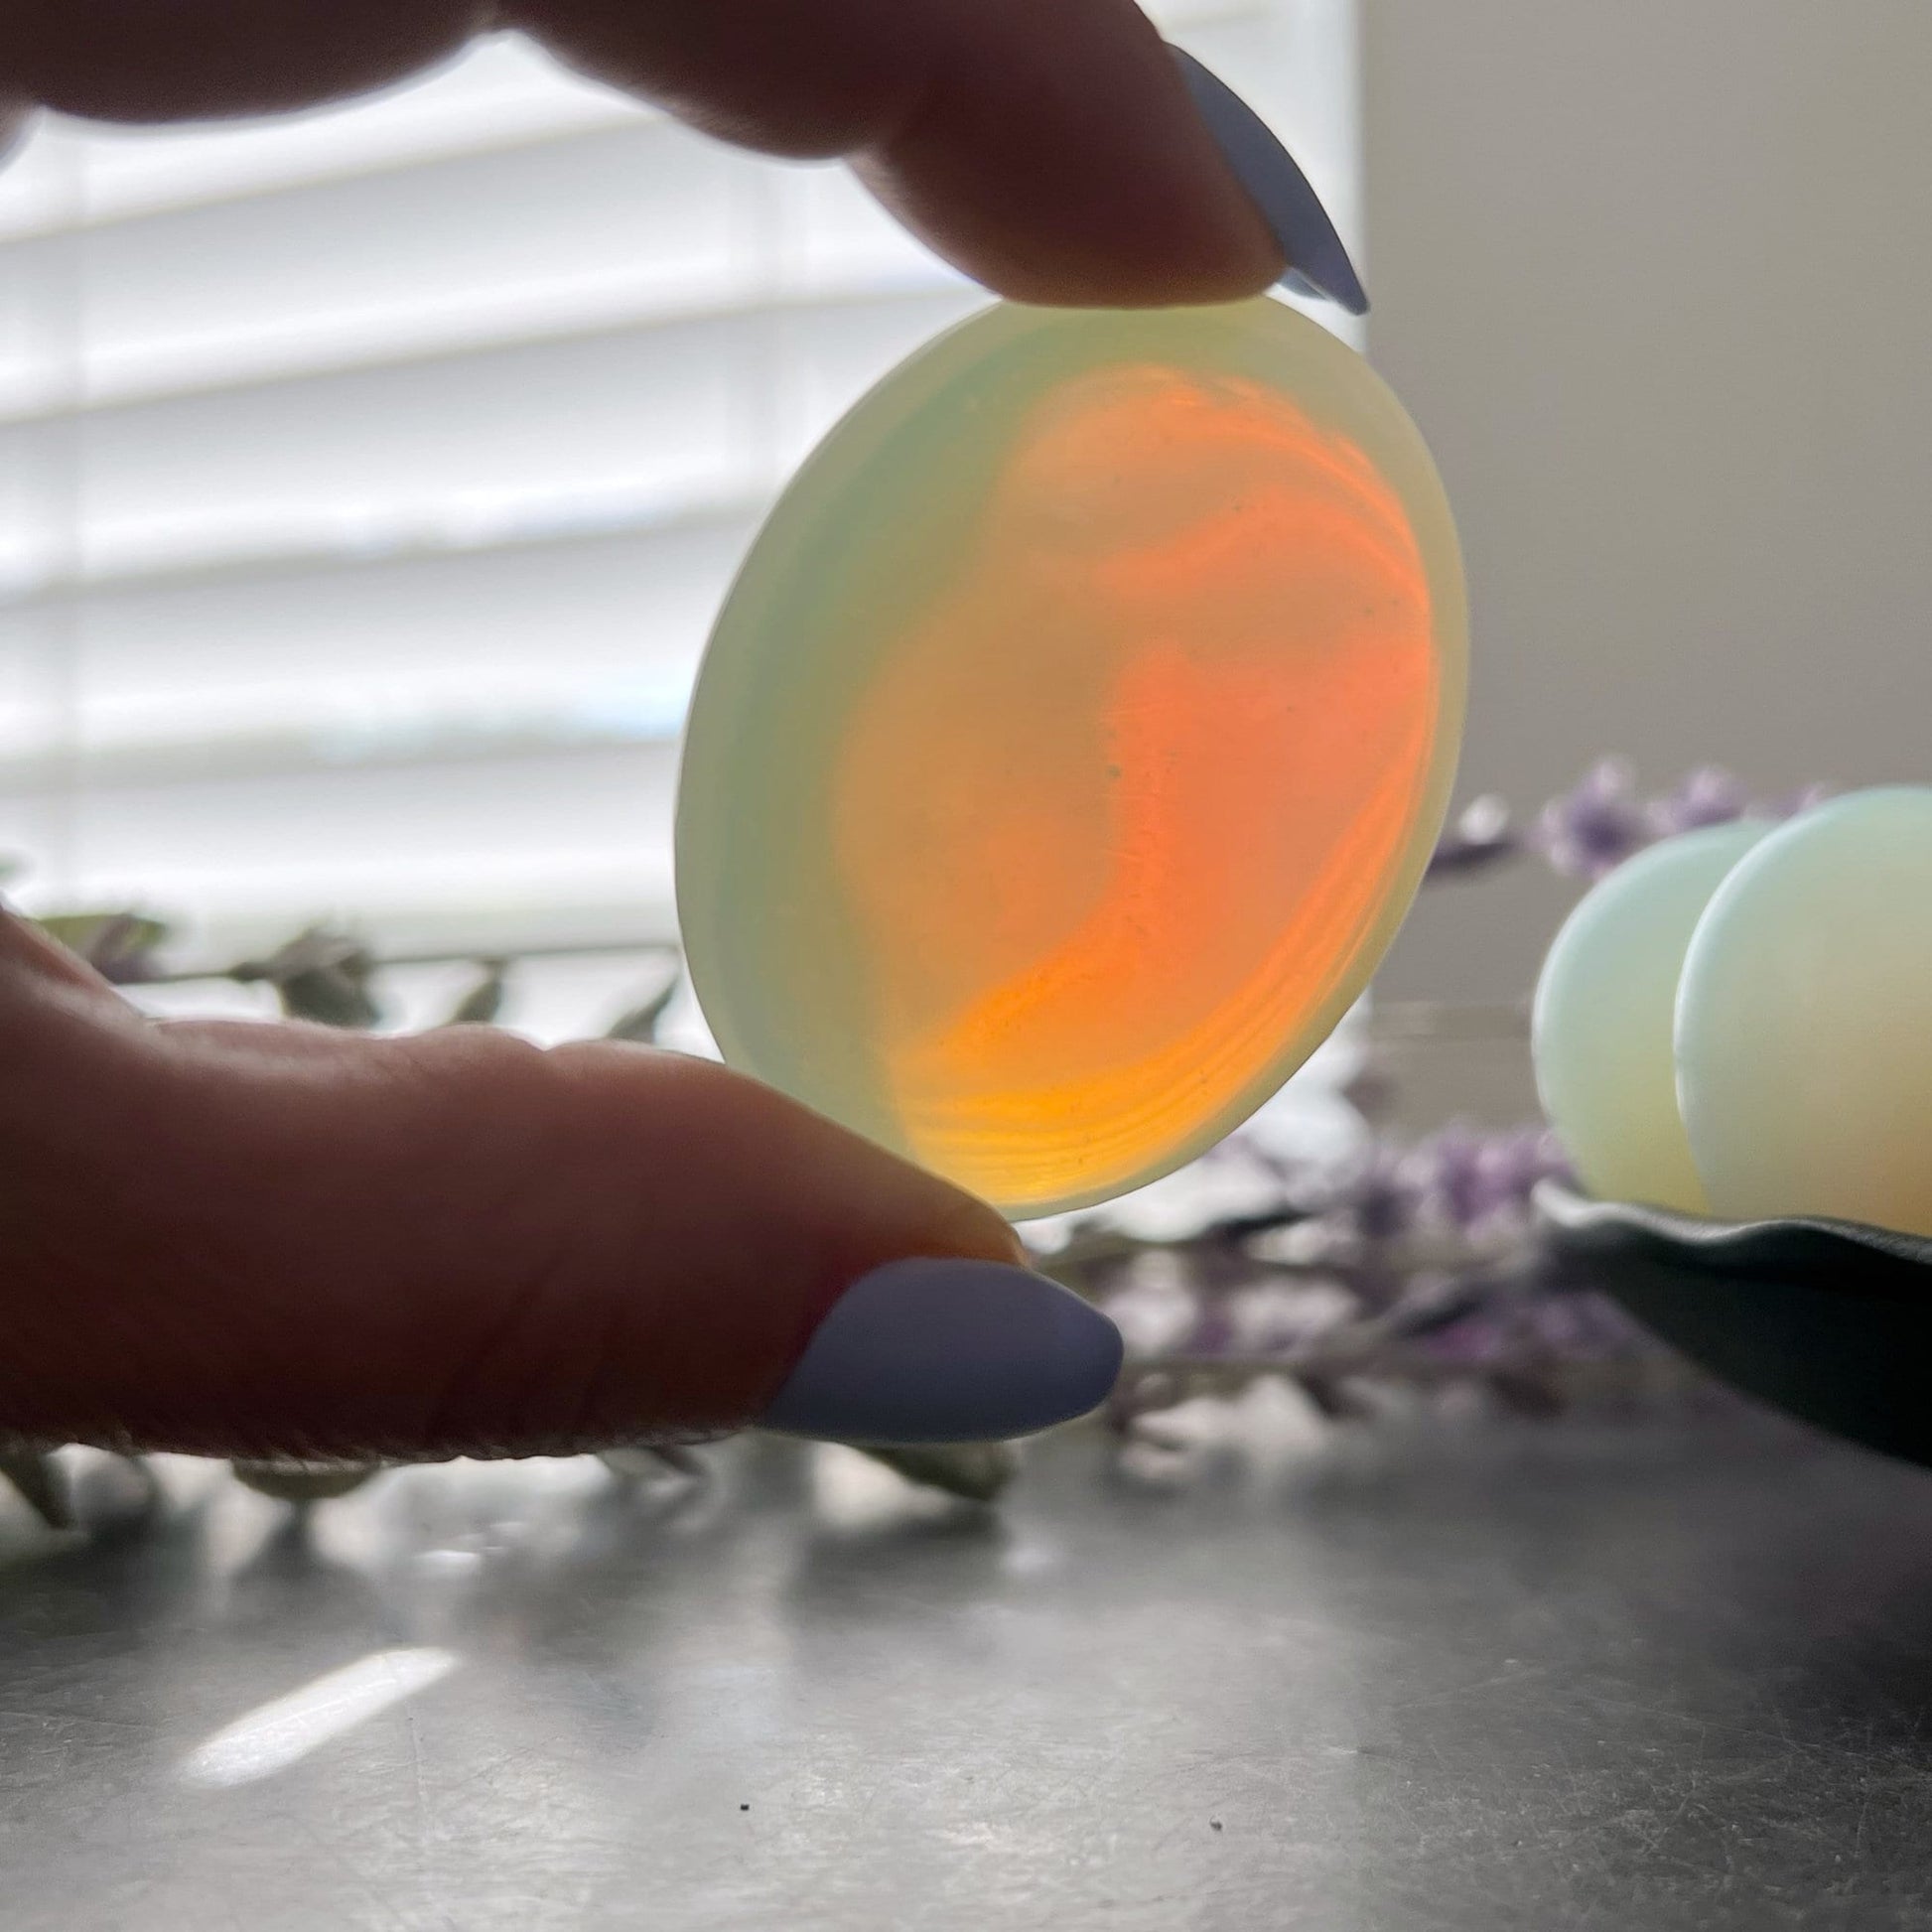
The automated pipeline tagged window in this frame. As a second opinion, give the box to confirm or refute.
[0,2,1358,1038]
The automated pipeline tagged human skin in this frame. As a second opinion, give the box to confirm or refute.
[0,0,1283,1459]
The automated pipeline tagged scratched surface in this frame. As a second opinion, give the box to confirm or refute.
[3,1414,1931,1930]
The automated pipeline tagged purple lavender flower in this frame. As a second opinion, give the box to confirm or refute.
[1414,1124,1497,1231]
[1421,1308,1513,1364]
[1428,761,1832,891]
[1387,1123,1573,1243]
[1228,1280,1356,1353]
[1644,764,1748,839]
[1515,1293,1642,1358]
[1477,1125,1573,1209]
[1532,758,1649,880]
[1758,780,1833,823]
[1350,1144,1427,1244]
[1184,1302,1239,1359]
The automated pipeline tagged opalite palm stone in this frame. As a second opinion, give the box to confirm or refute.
[1532,822,1768,1214]
[676,297,1466,1217]
[1677,788,1932,1236]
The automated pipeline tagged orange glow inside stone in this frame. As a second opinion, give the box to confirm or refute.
[676,298,1465,1218]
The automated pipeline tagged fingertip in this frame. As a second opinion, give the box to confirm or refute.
[1172,48,1367,315]
[759,1257,1123,1445]
[851,4,1289,308]
[527,0,1292,309]
[502,1039,1035,1441]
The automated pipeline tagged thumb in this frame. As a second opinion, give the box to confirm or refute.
[0,917,1119,1460]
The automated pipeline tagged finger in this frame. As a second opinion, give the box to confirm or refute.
[3,0,1285,305]
[1,1,488,121]
[0,913,1119,1460]
[514,0,1285,304]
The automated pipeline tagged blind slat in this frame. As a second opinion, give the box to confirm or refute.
[0,287,981,584]
[0,124,950,416]
[0,507,759,762]
[1,739,683,956]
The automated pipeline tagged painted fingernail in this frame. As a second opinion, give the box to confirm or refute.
[1171,47,1368,316]
[760,1259,1124,1447]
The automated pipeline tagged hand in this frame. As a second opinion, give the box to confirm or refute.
[0,0,1302,1460]
[1,0,1286,305]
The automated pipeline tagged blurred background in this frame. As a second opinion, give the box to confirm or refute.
[0,0,1926,1032]
[1369,0,1932,1004]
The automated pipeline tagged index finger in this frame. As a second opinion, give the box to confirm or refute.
[3,0,1286,305]
[517,0,1286,304]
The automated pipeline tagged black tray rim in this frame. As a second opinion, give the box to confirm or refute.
[1533,1177,1932,1296]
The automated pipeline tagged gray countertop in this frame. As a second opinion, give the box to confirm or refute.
[4,1411,1931,1931]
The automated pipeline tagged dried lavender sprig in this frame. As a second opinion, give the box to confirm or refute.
[1644,763,1749,839]
[1533,757,1650,881]
[1534,760,1834,879]
[1428,760,1833,887]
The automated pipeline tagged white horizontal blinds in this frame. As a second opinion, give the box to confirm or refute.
[61,743,685,960]
[7,505,761,759]
[0,2,1355,975]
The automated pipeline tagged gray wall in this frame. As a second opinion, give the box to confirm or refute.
[1359,0,1932,1004]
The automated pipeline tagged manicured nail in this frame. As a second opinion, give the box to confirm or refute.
[760,1259,1124,1447]
[1171,47,1368,316]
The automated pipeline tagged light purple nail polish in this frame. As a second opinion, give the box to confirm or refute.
[760,1259,1124,1447]
[1172,46,1368,316]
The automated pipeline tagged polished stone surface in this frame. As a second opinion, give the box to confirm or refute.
[1677,787,1932,1237]
[4,1413,1931,1930]
[678,297,1466,1219]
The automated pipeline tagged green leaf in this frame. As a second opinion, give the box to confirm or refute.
[0,1449,72,1528]
[231,925,381,1029]
[604,973,681,1044]
[36,910,172,983]
[441,958,510,1028]
[856,1441,1018,1503]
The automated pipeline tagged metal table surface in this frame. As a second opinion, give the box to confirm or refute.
[4,1411,1931,1931]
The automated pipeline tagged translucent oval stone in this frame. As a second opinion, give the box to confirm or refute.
[677,298,1466,1217]
[1677,787,1932,1235]
[1532,822,1768,1213]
